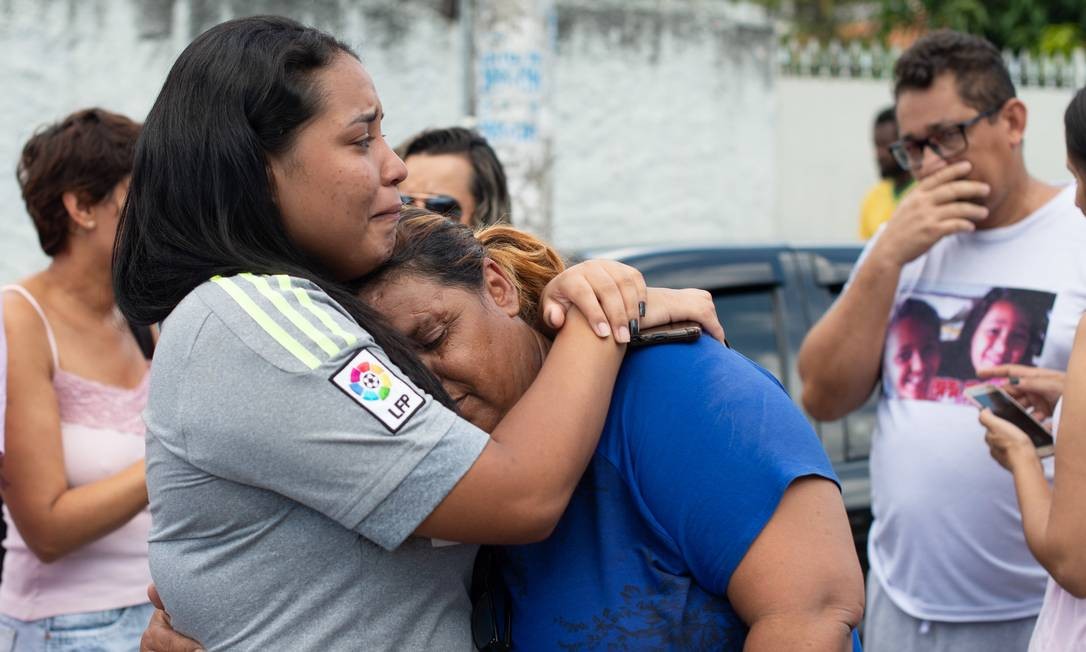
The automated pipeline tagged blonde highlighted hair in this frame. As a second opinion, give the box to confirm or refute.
[362,207,565,329]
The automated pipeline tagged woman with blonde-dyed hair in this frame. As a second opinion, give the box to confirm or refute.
[144,207,864,650]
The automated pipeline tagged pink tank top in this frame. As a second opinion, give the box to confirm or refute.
[0,285,152,620]
[1029,578,1086,651]
[1026,400,1086,651]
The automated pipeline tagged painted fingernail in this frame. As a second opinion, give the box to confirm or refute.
[638,301,646,317]
[629,318,640,337]
[1010,377,1020,385]
[596,322,611,338]
[617,326,630,343]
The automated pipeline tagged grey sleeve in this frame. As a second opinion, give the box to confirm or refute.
[175,311,490,550]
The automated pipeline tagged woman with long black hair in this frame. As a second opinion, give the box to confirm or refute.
[115,15,720,651]
[980,86,1086,650]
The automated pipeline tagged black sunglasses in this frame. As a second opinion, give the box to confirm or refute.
[471,588,511,651]
[400,193,463,218]
[470,547,511,651]
[889,106,1001,172]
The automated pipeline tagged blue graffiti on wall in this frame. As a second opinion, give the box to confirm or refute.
[478,51,543,94]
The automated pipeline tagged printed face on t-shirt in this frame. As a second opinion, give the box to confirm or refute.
[887,316,942,400]
[883,283,1055,405]
[968,300,1032,371]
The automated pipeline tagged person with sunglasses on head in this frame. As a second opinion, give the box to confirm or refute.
[799,29,1086,652]
[113,16,722,652]
[397,126,512,228]
[975,86,1086,652]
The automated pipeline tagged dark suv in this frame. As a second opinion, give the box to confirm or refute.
[581,244,876,571]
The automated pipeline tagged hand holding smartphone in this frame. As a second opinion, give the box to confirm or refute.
[965,384,1054,457]
[629,321,702,348]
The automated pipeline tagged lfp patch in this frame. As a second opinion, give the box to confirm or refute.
[330,348,425,433]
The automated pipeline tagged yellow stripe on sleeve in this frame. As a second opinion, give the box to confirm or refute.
[239,273,340,357]
[211,275,322,370]
[274,275,358,348]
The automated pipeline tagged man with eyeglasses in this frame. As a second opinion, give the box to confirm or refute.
[799,30,1086,651]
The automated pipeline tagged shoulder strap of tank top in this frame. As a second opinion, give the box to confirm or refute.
[1,285,60,370]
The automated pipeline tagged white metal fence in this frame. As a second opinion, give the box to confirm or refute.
[779,39,1086,90]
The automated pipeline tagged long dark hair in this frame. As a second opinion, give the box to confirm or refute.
[113,15,453,407]
[1066,86,1086,169]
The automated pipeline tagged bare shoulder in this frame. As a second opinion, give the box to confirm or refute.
[2,282,54,376]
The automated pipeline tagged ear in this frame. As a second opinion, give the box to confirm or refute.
[1002,99,1027,149]
[61,190,96,230]
[481,258,521,318]
[266,153,291,207]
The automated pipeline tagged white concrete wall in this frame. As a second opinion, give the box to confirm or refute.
[549,2,776,251]
[1,0,1073,285]
[0,0,468,283]
[775,77,1077,243]
[0,0,777,282]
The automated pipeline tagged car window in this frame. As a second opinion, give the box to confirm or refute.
[712,288,785,384]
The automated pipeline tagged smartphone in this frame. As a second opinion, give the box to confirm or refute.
[630,321,702,348]
[965,384,1054,457]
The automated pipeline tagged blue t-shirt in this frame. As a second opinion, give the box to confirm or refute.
[499,336,860,650]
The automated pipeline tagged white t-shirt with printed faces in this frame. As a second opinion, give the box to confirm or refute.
[863,184,1086,622]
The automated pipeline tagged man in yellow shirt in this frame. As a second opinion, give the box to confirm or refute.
[860,107,914,239]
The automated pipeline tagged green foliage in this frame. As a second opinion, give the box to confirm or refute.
[756,0,862,42]
[1039,24,1082,56]
[752,0,1086,53]
[879,0,1086,53]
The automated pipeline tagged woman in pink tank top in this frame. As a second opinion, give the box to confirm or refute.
[0,109,154,652]
[978,87,1086,651]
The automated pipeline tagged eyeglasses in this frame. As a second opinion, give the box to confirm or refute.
[889,106,1001,172]
[400,193,462,218]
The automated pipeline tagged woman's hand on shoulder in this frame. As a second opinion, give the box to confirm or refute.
[641,287,726,343]
[538,260,725,344]
[539,260,646,342]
